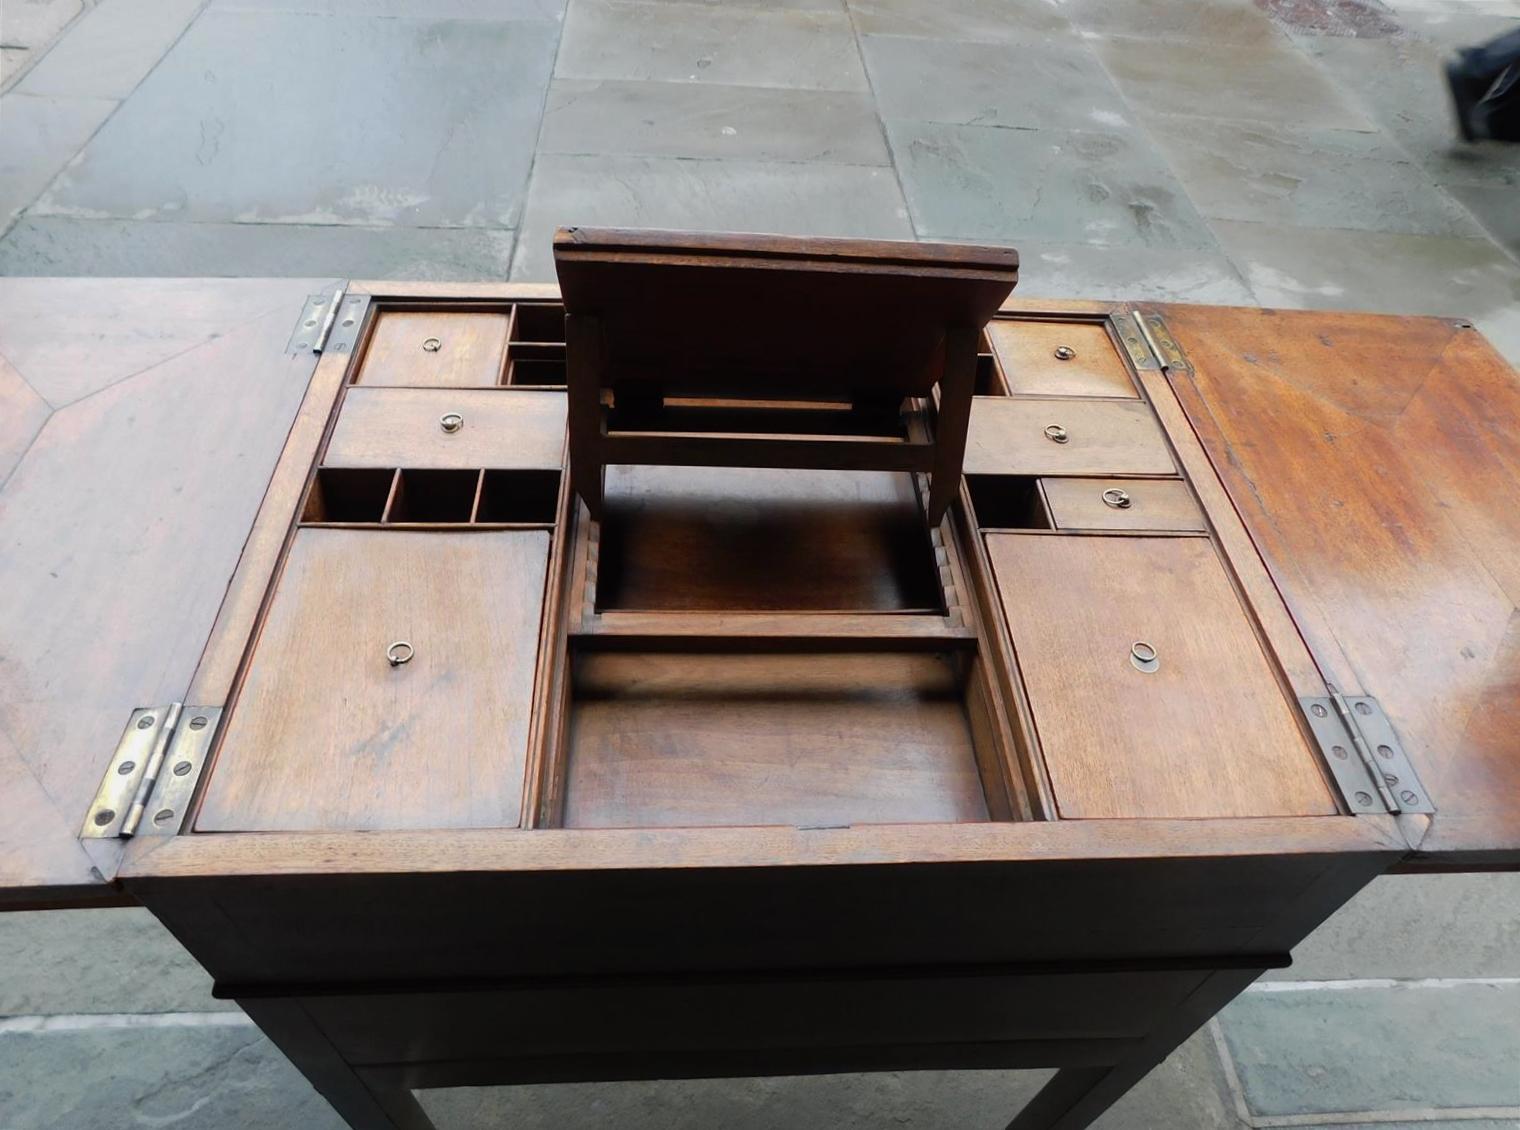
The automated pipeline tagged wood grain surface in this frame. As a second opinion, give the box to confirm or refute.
[987,533,1336,820]
[357,311,510,387]
[1157,304,1520,864]
[1041,477,1205,532]
[563,652,988,828]
[988,320,1139,399]
[964,398,1176,477]
[0,277,330,902]
[324,388,566,470]
[198,529,549,833]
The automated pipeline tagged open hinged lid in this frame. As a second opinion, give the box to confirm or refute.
[0,277,337,906]
[1147,302,1520,869]
[553,228,1020,524]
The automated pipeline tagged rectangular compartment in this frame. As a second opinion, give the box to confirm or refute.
[325,388,567,470]
[963,397,1176,477]
[986,319,1138,399]
[1041,477,1205,532]
[476,469,561,524]
[593,465,944,613]
[985,533,1336,820]
[511,302,566,343]
[974,331,1005,396]
[301,467,396,523]
[196,528,551,832]
[386,469,480,524]
[355,311,510,387]
[562,652,992,829]
[965,475,1051,530]
[505,342,567,387]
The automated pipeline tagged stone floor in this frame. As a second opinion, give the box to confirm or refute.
[2,0,1520,1127]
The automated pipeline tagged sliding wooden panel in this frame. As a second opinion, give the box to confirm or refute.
[986,533,1335,820]
[198,529,549,832]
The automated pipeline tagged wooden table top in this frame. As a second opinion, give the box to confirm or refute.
[1,277,1515,908]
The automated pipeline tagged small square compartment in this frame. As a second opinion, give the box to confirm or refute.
[593,466,945,613]
[562,652,993,829]
[506,350,567,387]
[386,469,480,524]
[965,475,1051,530]
[476,469,561,524]
[301,468,395,523]
[512,302,566,343]
[974,331,1006,396]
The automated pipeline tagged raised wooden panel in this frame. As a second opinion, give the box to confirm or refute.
[964,398,1176,478]
[1156,304,1520,865]
[1042,477,1205,532]
[986,533,1336,820]
[198,529,549,833]
[325,388,566,470]
[356,311,509,387]
[563,653,989,829]
[988,320,1138,399]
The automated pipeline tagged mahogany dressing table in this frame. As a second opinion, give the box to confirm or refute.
[1,231,1517,1130]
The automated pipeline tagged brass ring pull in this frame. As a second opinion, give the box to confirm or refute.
[386,641,414,668]
[1044,424,1069,444]
[1130,641,1159,673]
[1053,345,1076,361]
[1102,487,1132,509]
[422,337,442,353]
[440,412,464,434]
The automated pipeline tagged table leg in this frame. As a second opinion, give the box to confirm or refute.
[239,998,436,1130]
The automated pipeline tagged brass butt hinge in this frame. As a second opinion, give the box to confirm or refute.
[82,704,222,839]
[1122,310,1192,375]
[1300,690,1434,816]
[286,287,368,356]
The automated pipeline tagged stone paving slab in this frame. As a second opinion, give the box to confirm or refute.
[511,153,909,279]
[1095,33,1376,132]
[1217,981,1520,1119]
[31,8,558,229]
[555,0,868,91]
[0,217,516,277]
[0,0,82,86]
[16,0,204,101]
[0,1016,347,1130]
[538,79,889,164]
[209,0,569,16]
[1061,0,1286,44]
[1142,114,1485,238]
[862,32,1132,131]
[845,0,1072,42]
[887,119,1215,248]
[0,92,117,228]
[1009,242,1256,304]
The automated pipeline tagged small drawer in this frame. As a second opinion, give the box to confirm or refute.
[987,319,1137,399]
[1041,477,1204,532]
[963,397,1176,477]
[325,388,566,470]
[356,311,510,387]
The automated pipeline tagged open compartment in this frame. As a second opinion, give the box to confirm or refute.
[385,469,480,524]
[476,469,561,524]
[560,651,997,829]
[511,302,566,344]
[301,467,396,523]
[965,475,1051,530]
[591,465,945,613]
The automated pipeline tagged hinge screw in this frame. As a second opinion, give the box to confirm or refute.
[117,761,136,775]
[1332,745,1348,759]
[137,716,155,729]
[1355,791,1374,806]
[1376,744,1394,758]
[93,809,115,826]
[153,808,175,826]
[1400,790,1419,805]
[173,761,193,777]
[1311,703,1328,717]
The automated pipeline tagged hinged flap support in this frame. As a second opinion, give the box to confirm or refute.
[1127,310,1192,374]
[286,288,368,356]
[82,705,222,839]
[1301,691,1434,816]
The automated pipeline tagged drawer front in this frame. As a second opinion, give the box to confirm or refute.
[1042,477,1205,532]
[964,398,1175,477]
[309,968,1206,1066]
[196,528,550,832]
[986,533,1335,820]
[357,311,510,387]
[987,319,1137,399]
[326,388,566,470]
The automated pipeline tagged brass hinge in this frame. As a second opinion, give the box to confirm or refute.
[1125,310,1192,374]
[82,704,222,839]
[1300,690,1434,815]
[285,288,368,356]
